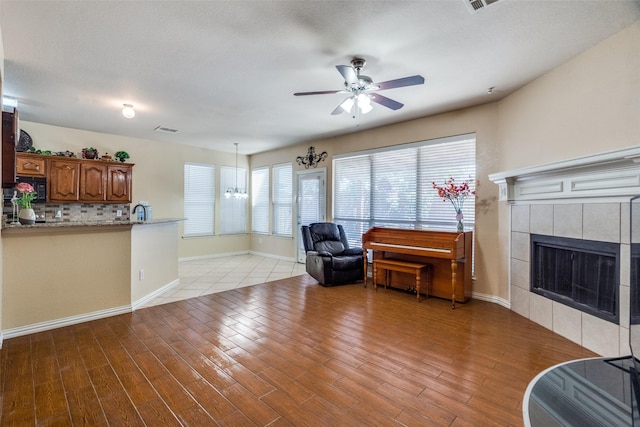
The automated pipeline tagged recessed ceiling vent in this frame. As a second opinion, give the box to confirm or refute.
[154,126,178,133]
[464,0,500,13]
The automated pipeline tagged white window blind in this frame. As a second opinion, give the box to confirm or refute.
[252,167,269,234]
[184,163,215,237]
[333,135,475,247]
[220,166,247,235]
[272,162,293,236]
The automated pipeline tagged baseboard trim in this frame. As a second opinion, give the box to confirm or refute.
[132,279,180,310]
[249,251,296,262]
[2,305,133,340]
[472,292,510,309]
[179,251,250,262]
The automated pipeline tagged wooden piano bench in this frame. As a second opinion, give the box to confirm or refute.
[373,258,432,302]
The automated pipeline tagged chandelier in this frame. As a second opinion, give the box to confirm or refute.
[296,146,328,169]
[224,143,248,199]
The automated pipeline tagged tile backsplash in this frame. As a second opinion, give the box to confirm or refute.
[4,202,131,223]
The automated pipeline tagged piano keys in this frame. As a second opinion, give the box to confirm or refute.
[362,227,473,308]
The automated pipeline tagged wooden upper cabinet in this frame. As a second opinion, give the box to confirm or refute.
[16,153,46,177]
[20,153,134,203]
[2,109,18,187]
[49,159,80,201]
[80,163,107,202]
[107,165,132,203]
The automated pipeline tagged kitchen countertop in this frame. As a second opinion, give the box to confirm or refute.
[1,218,184,233]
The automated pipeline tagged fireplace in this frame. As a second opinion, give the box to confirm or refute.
[530,234,620,324]
[489,146,640,356]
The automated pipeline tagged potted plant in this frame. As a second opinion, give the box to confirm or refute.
[82,147,98,159]
[114,151,130,162]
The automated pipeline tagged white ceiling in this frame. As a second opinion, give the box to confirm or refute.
[1,1,639,155]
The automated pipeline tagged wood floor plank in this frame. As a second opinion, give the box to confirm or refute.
[0,274,598,426]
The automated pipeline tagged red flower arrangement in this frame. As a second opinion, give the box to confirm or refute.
[16,182,37,209]
[432,177,475,220]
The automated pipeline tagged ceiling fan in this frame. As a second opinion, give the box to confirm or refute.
[294,57,425,117]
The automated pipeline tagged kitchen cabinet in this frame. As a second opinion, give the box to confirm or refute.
[2,108,18,187]
[16,152,46,177]
[49,159,80,201]
[19,153,133,203]
[79,163,132,202]
[80,162,107,201]
[107,164,132,202]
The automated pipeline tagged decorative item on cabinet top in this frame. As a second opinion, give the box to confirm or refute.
[114,151,130,162]
[82,147,98,159]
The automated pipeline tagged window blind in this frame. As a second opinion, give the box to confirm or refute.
[220,166,247,235]
[333,135,475,247]
[184,163,215,237]
[272,162,293,236]
[252,167,269,234]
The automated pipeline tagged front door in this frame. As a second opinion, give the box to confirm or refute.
[296,169,326,263]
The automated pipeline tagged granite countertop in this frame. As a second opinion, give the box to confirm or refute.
[2,218,184,232]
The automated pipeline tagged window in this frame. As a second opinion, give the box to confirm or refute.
[272,162,293,236]
[252,167,270,234]
[184,163,215,237]
[220,166,247,235]
[333,134,476,247]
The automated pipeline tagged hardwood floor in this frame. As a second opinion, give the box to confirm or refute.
[1,274,596,426]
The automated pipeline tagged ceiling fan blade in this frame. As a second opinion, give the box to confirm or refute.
[376,75,425,91]
[370,93,404,110]
[331,96,353,115]
[336,65,358,86]
[331,104,345,115]
[294,90,343,96]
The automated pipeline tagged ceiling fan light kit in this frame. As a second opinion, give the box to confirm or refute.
[294,57,425,117]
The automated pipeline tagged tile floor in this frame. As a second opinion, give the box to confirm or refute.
[143,253,307,307]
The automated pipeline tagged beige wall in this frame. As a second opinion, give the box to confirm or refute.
[131,222,179,304]
[2,227,131,329]
[497,21,640,170]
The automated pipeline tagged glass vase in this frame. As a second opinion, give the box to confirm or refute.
[456,209,464,232]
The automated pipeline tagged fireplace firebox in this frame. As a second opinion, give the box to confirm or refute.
[530,234,620,324]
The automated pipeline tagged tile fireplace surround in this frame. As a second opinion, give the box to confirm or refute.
[489,146,640,357]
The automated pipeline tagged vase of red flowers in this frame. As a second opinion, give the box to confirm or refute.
[16,182,37,225]
[432,177,475,232]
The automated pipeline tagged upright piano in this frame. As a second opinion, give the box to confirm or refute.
[362,227,473,307]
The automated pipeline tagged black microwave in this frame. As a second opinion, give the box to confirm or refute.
[3,176,47,203]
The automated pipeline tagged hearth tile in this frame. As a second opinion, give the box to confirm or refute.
[511,231,529,262]
[552,302,582,346]
[583,203,620,243]
[582,313,619,356]
[530,204,553,235]
[511,205,530,232]
[530,293,553,330]
[511,285,530,318]
[553,204,582,238]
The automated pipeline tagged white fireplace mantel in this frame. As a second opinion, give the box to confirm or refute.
[488,146,640,203]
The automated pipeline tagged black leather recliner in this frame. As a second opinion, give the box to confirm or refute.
[301,222,364,286]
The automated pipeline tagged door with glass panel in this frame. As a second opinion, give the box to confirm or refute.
[296,169,326,263]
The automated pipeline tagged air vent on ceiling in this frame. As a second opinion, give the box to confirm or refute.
[154,126,178,133]
[464,0,500,13]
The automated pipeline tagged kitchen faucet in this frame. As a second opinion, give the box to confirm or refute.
[132,204,147,222]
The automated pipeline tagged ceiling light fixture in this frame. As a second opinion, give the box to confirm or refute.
[296,146,328,169]
[122,104,135,119]
[339,93,373,116]
[225,143,248,199]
